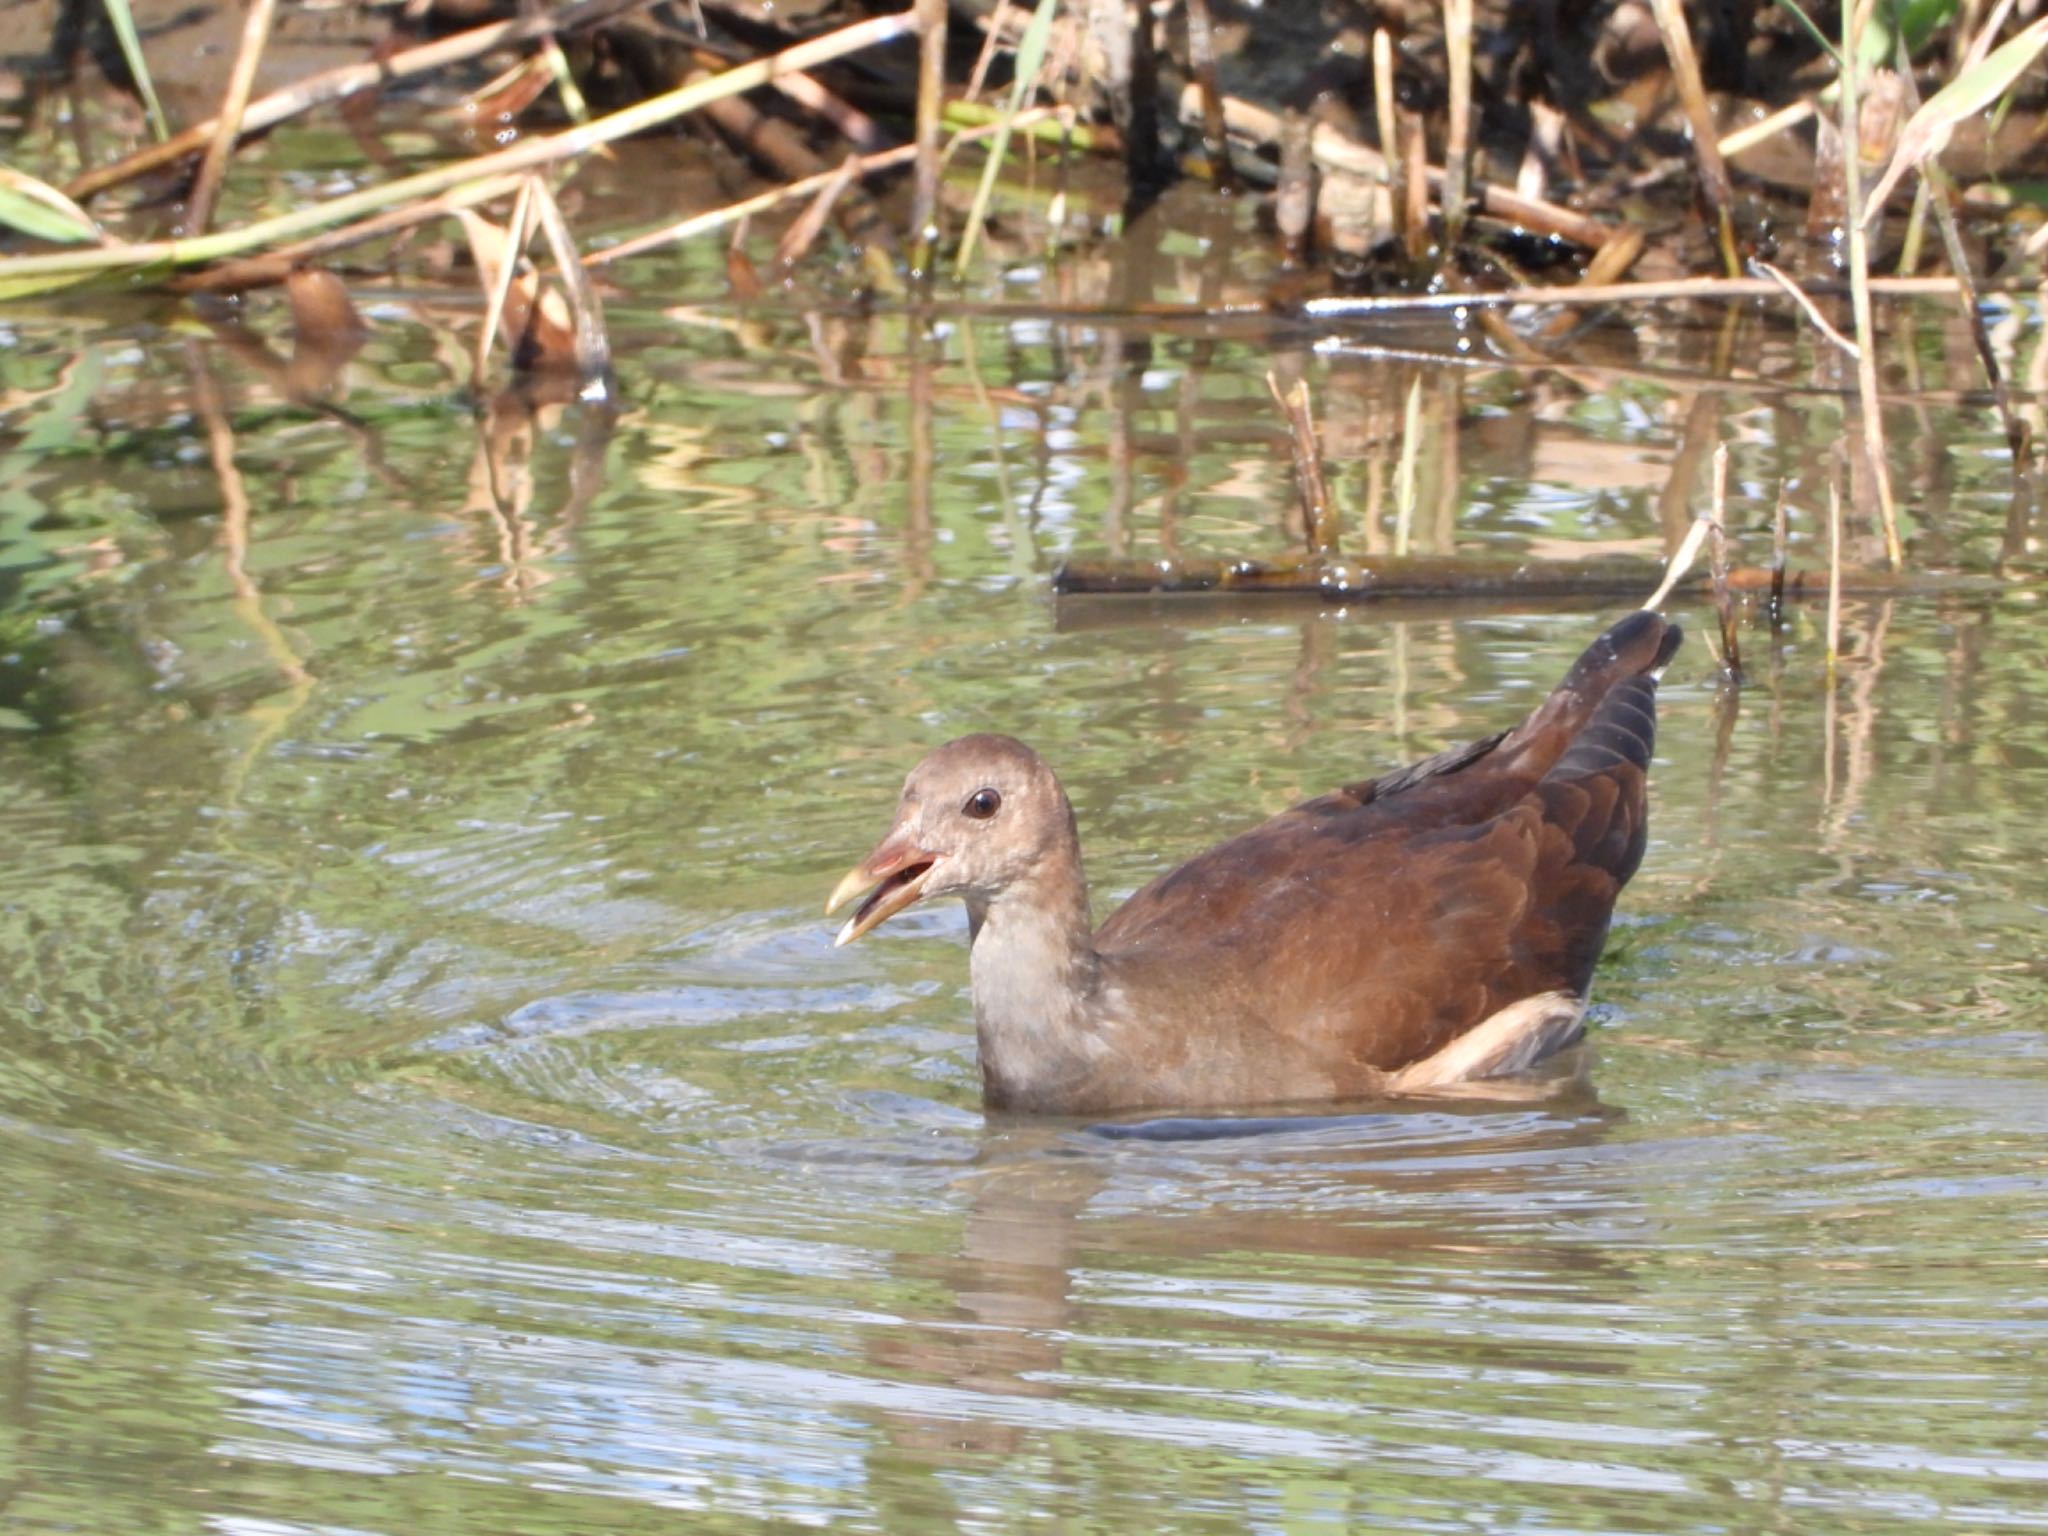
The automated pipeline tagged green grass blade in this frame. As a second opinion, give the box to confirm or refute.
[1865,14,2048,219]
[1770,0,1848,70]
[0,165,101,243]
[101,0,171,142]
[953,0,1058,279]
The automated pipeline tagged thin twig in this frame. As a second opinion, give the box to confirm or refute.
[1749,258,1859,356]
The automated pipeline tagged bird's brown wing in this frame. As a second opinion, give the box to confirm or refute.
[1095,614,1675,1074]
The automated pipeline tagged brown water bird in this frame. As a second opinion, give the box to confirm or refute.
[827,612,1681,1114]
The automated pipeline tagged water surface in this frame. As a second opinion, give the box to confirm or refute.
[2,238,2047,1532]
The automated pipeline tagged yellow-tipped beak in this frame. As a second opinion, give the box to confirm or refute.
[825,841,939,947]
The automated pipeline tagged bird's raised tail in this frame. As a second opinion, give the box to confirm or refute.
[1507,610,1682,781]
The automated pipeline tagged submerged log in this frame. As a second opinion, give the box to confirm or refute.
[1050,554,2015,602]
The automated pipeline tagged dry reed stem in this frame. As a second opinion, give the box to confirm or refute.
[1770,482,1790,630]
[1827,470,1845,669]
[1837,1,1905,570]
[1709,442,1741,681]
[171,173,526,292]
[476,178,538,383]
[1394,372,1423,556]
[527,174,612,382]
[964,0,1017,100]
[66,0,653,201]
[1266,371,1336,553]
[768,69,886,152]
[9,10,921,289]
[1442,0,1473,254]
[910,0,947,265]
[774,154,858,267]
[1371,30,1397,230]
[1648,0,1740,276]
[1302,272,1985,316]
[1887,57,2027,459]
[1718,99,1815,159]
[1642,514,1714,609]
[1184,0,1235,191]
[187,0,279,234]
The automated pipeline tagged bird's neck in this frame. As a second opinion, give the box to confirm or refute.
[965,840,1107,1112]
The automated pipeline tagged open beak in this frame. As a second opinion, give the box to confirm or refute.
[825,833,940,948]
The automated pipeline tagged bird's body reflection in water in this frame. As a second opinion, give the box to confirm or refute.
[855,1057,1632,1520]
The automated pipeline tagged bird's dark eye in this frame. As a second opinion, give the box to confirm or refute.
[962,787,1002,820]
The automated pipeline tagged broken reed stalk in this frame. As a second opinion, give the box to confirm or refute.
[1,10,921,294]
[1274,112,1314,263]
[1648,0,1740,276]
[66,0,654,201]
[1441,0,1473,254]
[909,0,947,269]
[1837,1,1906,571]
[525,174,612,382]
[476,179,539,384]
[1266,372,1336,553]
[187,0,279,234]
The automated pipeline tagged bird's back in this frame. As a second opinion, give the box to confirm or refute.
[1093,612,1680,1083]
